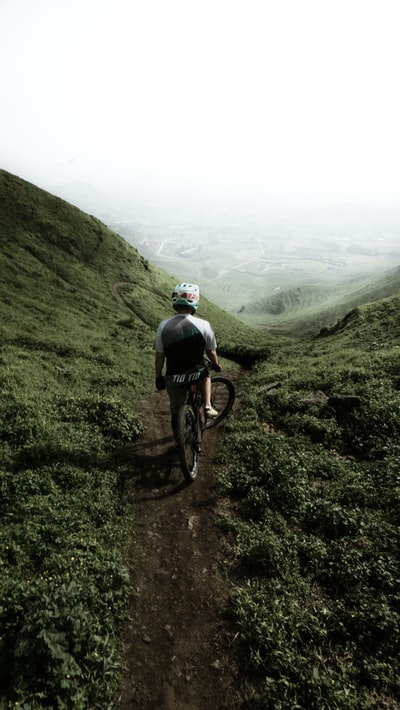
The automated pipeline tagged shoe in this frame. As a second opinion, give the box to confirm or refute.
[205,406,218,418]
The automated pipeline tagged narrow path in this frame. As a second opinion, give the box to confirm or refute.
[112,280,242,707]
[112,281,131,305]
[118,389,242,709]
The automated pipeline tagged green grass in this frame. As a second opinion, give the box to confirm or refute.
[0,169,264,709]
[1,168,400,708]
[217,296,400,708]
[238,265,400,336]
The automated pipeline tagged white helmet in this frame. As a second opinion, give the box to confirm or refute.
[172,283,200,312]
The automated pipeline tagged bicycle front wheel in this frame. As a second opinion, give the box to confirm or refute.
[177,404,199,482]
[203,376,235,430]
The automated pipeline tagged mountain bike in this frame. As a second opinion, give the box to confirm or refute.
[176,368,235,483]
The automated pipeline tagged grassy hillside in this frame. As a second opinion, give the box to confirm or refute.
[243,265,400,335]
[0,169,264,709]
[1,168,400,708]
[218,293,400,708]
[0,170,261,382]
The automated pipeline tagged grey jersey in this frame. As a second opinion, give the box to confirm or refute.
[154,314,217,375]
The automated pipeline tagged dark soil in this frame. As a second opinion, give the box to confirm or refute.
[118,388,243,709]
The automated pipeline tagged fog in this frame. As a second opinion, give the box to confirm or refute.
[1,0,400,216]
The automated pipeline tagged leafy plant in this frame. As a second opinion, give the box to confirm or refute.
[218,323,400,707]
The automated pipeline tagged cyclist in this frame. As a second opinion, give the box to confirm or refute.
[154,282,221,441]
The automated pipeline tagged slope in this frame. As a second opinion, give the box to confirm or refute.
[213,288,400,708]
[243,265,400,335]
[0,169,260,389]
[0,169,263,708]
[317,288,400,343]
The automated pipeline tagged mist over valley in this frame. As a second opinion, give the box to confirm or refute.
[52,180,400,334]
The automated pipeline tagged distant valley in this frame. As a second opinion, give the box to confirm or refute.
[51,180,400,333]
[115,216,397,315]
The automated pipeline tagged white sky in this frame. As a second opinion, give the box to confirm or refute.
[1,0,400,208]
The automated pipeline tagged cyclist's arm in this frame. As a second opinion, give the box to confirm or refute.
[206,348,220,369]
[155,351,165,377]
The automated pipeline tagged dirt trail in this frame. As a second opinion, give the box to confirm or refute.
[118,389,242,709]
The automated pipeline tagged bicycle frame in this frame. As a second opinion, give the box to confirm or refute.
[186,381,206,442]
[176,372,235,483]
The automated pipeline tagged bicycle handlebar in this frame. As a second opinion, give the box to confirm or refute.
[204,358,222,372]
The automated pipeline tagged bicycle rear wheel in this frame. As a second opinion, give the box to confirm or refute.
[177,404,199,482]
[203,376,235,430]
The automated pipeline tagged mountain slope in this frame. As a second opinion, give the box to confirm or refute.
[0,169,263,398]
[217,287,400,707]
[0,169,263,708]
[318,289,400,344]
[244,265,400,335]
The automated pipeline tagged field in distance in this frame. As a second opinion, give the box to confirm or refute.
[112,212,400,333]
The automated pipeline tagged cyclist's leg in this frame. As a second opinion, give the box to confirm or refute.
[166,378,188,442]
[200,376,218,417]
[200,376,211,408]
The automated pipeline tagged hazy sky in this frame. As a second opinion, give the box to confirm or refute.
[1,0,399,209]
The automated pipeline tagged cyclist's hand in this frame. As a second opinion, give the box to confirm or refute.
[155,375,166,390]
[211,362,222,372]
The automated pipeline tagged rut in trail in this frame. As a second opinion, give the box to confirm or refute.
[118,387,242,710]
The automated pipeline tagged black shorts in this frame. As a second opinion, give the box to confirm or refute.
[167,363,209,386]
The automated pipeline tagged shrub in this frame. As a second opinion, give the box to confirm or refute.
[55,395,143,446]
[0,395,41,446]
